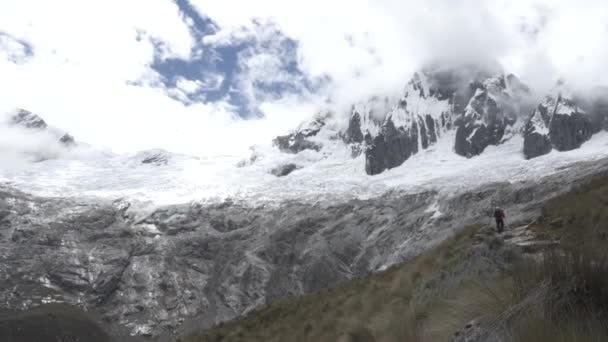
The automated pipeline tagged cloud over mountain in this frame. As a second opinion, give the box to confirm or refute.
[0,0,607,156]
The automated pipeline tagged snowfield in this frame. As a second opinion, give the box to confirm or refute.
[2,130,608,208]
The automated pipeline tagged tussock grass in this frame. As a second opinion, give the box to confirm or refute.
[503,250,608,342]
[180,226,482,342]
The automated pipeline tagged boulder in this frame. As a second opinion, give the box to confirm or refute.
[270,163,299,177]
[273,116,325,154]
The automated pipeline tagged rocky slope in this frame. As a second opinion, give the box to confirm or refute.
[2,153,608,339]
[181,168,608,342]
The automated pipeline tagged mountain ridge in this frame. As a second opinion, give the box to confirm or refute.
[272,66,608,175]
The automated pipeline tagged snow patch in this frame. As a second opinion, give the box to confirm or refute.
[425,201,443,220]
[3,128,608,206]
[554,101,583,116]
[528,111,549,135]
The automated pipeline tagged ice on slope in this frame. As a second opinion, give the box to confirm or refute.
[2,131,608,208]
[527,110,549,135]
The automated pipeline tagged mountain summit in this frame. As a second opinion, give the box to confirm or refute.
[272,67,608,175]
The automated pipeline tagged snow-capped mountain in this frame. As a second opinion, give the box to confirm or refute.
[271,66,608,176]
[3,65,608,338]
[9,108,76,146]
[523,84,602,159]
[0,109,78,163]
[3,65,608,208]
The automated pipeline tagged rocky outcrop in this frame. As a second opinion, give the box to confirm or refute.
[364,117,419,175]
[59,133,76,146]
[345,112,364,144]
[7,109,76,148]
[589,87,608,130]
[359,71,455,175]
[272,116,325,153]
[270,163,299,177]
[523,91,594,159]
[454,75,523,158]
[11,109,48,129]
[136,149,172,166]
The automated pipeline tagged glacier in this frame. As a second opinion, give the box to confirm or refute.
[2,127,608,210]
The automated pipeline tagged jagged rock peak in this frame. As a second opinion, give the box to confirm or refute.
[272,112,329,154]
[270,64,534,176]
[523,83,594,159]
[362,68,529,174]
[4,108,77,149]
[453,74,527,158]
[10,108,48,129]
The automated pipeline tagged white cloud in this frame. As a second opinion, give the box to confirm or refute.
[176,77,202,94]
[1,0,608,159]
[0,33,32,64]
[0,0,319,158]
[197,0,608,102]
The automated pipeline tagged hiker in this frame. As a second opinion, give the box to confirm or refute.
[494,207,506,233]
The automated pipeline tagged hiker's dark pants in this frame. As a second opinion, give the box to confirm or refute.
[495,219,504,233]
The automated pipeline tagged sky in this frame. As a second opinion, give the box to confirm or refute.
[1,0,607,156]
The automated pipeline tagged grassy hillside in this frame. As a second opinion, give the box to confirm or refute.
[179,224,486,342]
[180,173,608,342]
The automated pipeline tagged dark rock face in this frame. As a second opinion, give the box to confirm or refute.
[11,109,48,129]
[0,158,607,338]
[425,114,438,145]
[549,112,593,151]
[365,118,419,175]
[273,67,531,175]
[592,89,608,131]
[361,70,460,175]
[523,131,552,160]
[523,93,593,159]
[273,116,325,154]
[454,76,521,158]
[135,149,182,166]
[8,109,76,148]
[345,112,364,144]
[141,154,169,166]
[59,133,76,146]
[577,86,608,132]
[356,69,526,174]
[270,163,299,177]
